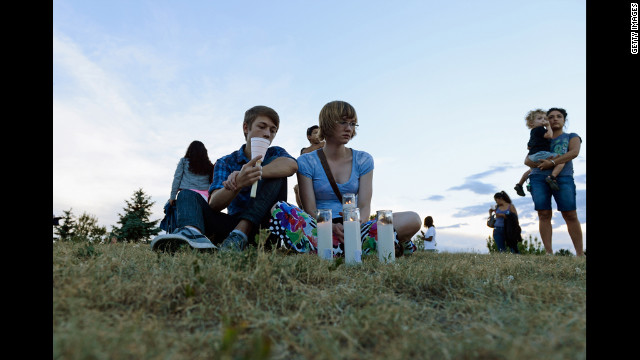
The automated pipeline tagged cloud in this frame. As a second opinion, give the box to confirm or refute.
[423,195,444,201]
[452,203,492,218]
[438,223,468,229]
[465,165,512,180]
[448,180,497,195]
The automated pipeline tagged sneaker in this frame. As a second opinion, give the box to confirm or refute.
[220,231,248,252]
[514,184,526,197]
[545,176,560,191]
[402,241,417,256]
[150,226,217,252]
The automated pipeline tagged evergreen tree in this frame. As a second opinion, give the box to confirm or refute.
[112,188,161,243]
[54,209,76,241]
[75,212,108,243]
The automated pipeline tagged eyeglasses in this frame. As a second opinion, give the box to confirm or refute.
[336,120,359,129]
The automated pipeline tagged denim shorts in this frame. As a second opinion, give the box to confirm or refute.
[528,151,556,162]
[529,174,576,211]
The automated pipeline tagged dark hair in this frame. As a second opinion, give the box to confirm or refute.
[546,107,568,120]
[493,191,512,204]
[184,140,214,183]
[306,125,319,137]
[423,216,434,228]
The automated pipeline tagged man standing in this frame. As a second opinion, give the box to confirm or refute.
[151,105,297,252]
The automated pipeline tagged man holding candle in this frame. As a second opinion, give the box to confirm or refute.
[151,105,297,252]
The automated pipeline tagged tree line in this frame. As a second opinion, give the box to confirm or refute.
[54,188,161,243]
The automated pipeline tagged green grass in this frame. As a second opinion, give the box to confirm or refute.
[53,239,586,360]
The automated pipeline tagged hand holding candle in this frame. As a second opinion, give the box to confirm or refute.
[249,137,271,198]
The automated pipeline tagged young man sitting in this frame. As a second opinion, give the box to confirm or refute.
[151,105,297,252]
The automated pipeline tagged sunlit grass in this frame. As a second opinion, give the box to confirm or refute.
[53,235,586,360]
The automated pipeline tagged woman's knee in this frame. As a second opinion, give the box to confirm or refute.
[537,210,553,221]
[394,211,421,235]
[561,210,579,223]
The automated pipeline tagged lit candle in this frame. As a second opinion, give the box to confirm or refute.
[343,208,361,265]
[316,209,333,260]
[342,193,356,211]
[376,210,395,263]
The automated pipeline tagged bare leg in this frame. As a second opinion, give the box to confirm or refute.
[550,163,565,178]
[537,209,553,254]
[518,169,531,185]
[561,210,584,256]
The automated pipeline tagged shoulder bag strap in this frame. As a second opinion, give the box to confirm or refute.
[317,149,342,202]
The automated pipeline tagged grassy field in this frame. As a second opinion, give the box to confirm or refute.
[53,238,586,360]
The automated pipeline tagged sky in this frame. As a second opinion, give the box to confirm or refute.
[53,0,587,254]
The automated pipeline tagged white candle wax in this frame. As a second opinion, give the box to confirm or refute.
[317,221,333,260]
[343,220,361,264]
[377,223,395,263]
[342,202,356,211]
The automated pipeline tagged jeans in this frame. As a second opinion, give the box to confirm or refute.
[493,226,507,252]
[175,177,288,244]
[529,174,576,211]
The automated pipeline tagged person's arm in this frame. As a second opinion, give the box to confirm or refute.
[357,170,373,224]
[537,136,581,170]
[169,159,185,206]
[424,227,434,241]
[297,173,317,217]
[261,156,298,179]
[543,121,553,139]
[509,204,518,216]
[297,172,345,241]
[209,156,262,211]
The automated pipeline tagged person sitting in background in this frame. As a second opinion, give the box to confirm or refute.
[300,125,325,155]
[295,125,326,209]
[168,140,215,206]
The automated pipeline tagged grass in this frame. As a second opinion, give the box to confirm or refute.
[53,236,586,360]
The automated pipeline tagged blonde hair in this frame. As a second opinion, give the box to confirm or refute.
[524,109,547,129]
[318,100,358,140]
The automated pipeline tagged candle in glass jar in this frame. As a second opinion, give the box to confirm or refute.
[376,210,395,263]
[316,209,333,260]
[343,208,361,265]
[342,193,356,211]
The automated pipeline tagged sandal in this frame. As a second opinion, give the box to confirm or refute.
[514,184,525,197]
[545,176,560,191]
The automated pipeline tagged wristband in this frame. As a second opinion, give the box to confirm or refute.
[550,159,556,166]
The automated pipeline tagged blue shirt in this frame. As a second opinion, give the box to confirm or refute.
[297,148,374,219]
[209,144,294,216]
[530,132,581,177]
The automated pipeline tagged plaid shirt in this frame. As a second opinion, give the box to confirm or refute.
[209,144,294,216]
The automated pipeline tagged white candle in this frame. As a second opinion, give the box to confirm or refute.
[343,219,361,264]
[317,221,333,260]
[377,223,395,263]
[342,193,357,211]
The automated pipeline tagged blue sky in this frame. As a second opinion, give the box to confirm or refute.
[53,0,586,253]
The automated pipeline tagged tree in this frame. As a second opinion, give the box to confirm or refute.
[54,209,76,241]
[112,188,161,243]
[486,234,545,255]
[75,212,108,243]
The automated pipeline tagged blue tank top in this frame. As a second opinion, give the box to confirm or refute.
[495,206,510,227]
